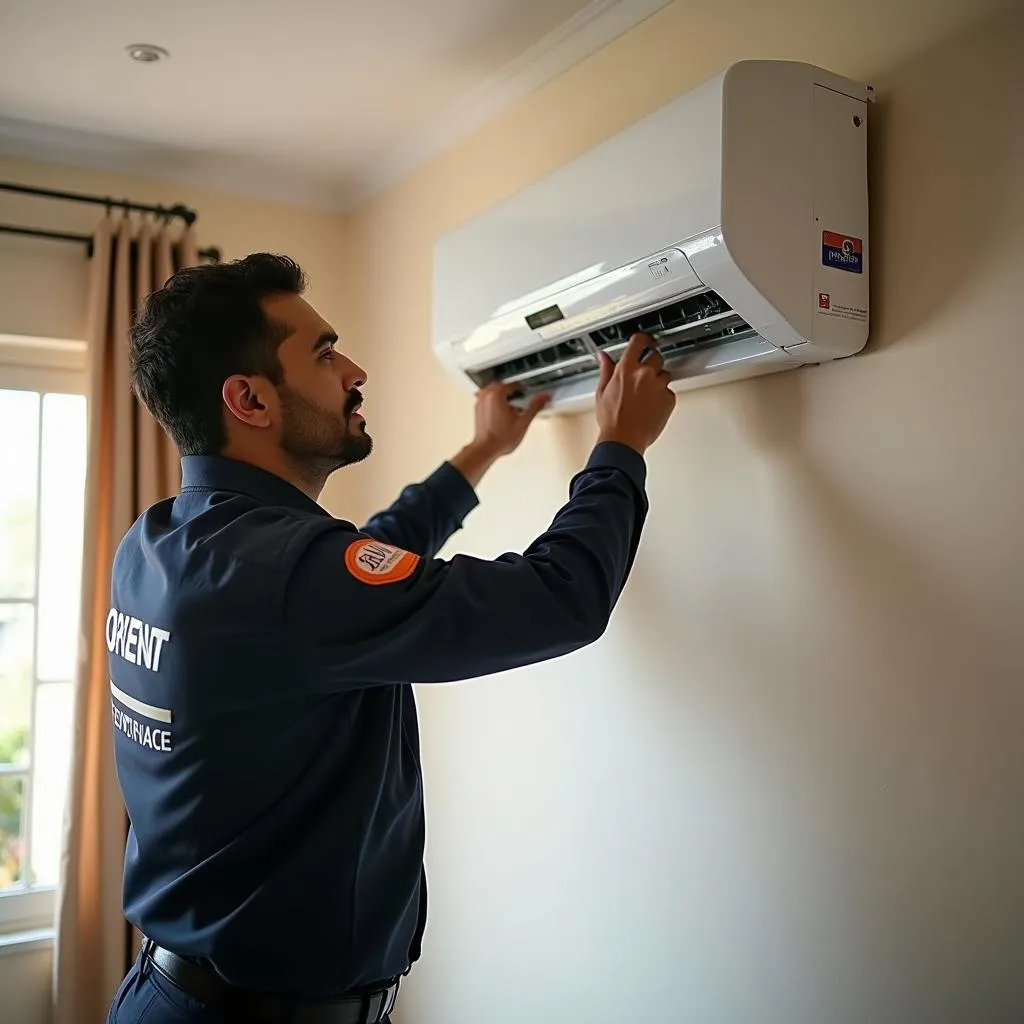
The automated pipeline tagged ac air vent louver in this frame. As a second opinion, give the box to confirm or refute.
[593,290,731,347]
[468,337,596,391]
[469,290,757,398]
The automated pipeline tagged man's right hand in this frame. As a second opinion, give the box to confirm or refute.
[594,333,676,454]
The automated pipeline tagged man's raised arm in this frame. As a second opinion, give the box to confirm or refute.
[359,384,549,558]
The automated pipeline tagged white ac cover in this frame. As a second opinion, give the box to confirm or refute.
[432,59,871,412]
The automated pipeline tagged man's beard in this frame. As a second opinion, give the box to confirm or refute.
[279,384,372,476]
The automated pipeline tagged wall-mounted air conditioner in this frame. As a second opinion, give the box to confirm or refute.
[432,59,872,412]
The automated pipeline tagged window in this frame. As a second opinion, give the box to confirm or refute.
[0,334,88,937]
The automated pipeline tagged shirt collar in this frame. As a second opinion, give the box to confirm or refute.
[180,455,330,517]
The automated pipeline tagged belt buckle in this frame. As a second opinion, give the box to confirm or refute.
[361,983,394,1024]
[365,979,399,1024]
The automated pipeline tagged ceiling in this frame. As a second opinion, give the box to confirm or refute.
[0,0,669,210]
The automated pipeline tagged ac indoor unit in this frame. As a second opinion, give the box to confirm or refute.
[431,60,872,413]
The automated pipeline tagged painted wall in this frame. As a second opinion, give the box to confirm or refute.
[0,944,52,1024]
[338,3,1024,1022]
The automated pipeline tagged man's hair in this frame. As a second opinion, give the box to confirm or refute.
[130,253,307,455]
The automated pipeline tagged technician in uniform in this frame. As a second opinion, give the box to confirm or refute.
[105,254,676,1023]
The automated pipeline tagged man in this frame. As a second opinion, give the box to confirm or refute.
[106,253,676,1023]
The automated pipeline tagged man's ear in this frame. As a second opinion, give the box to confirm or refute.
[222,375,274,429]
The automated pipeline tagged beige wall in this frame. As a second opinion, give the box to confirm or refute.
[0,156,346,342]
[0,944,52,1024]
[340,3,1024,1023]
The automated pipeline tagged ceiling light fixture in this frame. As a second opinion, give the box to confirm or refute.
[126,43,169,63]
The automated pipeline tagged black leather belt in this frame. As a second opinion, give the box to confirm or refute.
[142,940,399,1023]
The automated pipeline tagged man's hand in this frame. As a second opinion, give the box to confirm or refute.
[473,381,550,457]
[595,333,676,455]
[449,382,550,487]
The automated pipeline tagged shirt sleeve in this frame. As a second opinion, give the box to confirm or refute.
[283,442,648,689]
[358,461,480,559]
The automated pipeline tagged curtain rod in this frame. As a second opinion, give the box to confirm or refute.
[0,180,200,225]
[0,222,221,263]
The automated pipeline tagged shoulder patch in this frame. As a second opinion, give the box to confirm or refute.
[344,539,420,586]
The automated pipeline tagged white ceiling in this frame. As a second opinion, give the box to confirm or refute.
[0,0,670,210]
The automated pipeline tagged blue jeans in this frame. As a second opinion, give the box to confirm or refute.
[107,952,393,1024]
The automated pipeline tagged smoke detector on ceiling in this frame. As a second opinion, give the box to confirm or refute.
[126,44,169,63]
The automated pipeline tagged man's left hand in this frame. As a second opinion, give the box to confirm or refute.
[449,383,549,487]
[473,382,550,457]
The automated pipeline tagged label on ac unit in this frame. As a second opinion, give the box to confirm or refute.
[821,230,863,274]
[647,249,688,281]
[816,292,867,322]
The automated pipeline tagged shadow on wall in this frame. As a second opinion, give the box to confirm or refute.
[864,8,1014,355]
[608,366,1021,1016]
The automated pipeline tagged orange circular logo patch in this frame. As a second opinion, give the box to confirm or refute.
[344,539,420,586]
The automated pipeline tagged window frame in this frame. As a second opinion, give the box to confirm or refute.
[0,333,88,938]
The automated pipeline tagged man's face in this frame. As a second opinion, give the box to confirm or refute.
[262,293,372,472]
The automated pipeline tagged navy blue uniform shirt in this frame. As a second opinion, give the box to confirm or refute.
[107,440,647,997]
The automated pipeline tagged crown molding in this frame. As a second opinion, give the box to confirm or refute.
[335,0,671,211]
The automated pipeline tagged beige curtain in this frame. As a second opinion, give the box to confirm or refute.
[53,215,201,1023]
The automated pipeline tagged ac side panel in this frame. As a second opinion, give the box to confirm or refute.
[713,61,870,361]
[432,71,727,351]
[810,83,870,356]
[719,60,817,347]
